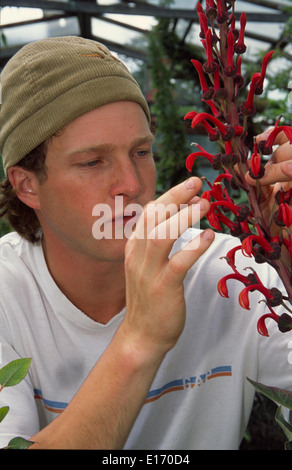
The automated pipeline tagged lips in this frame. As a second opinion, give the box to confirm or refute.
[113,213,140,226]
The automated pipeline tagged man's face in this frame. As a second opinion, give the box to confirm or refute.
[34,101,156,262]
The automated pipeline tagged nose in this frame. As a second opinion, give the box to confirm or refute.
[110,156,141,200]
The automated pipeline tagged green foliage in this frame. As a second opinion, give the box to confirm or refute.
[4,437,33,449]
[0,358,33,449]
[147,19,189,194]
[247,377,292,450]
[0,358,31,390]
[146,0,205,194]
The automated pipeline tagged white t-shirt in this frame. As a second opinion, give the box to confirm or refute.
[0,231,291,449]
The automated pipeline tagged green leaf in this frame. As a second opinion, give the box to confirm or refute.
[275,406,292,441]
[247,377,292,409]
[5,437,33,449]
[0,358,32,390]
[0,406,9,423]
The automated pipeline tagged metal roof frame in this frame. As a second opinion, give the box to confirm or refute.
[1,0,291,67]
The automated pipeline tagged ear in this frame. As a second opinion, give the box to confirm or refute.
[7,166,41,210]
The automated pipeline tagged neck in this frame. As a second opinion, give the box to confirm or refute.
[41,237,126,324]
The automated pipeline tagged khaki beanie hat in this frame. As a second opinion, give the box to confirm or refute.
[0,36,150,174]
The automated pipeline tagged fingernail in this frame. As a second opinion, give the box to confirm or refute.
[258,131,270,140]
[203,229,213,241]
[284,162,292,174]
[189,195,200,204]
[185,178,197,190]
[199,199,207,211]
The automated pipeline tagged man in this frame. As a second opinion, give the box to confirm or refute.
[0,36,291,450]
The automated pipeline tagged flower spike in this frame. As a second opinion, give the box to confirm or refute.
[184,0,292,335]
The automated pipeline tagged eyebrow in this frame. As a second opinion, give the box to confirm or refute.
[68,135,155,157]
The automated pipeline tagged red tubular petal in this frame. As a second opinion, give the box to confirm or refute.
[244,73,262,110]
[184,111,197,121]
[186,149,215,172]
[191,59,210,94]
[261,50,275,79]
[250,146,261,177]
[257,315,270,336]
[241,235,274,257]
[217,277,230,298]
[257,311,280,337]
[279,203,292,227]
[239,284,274,310]
[255,51,275,94]
[238,287,251,309]
[266,125,292,148]
[225,245,242,268]
[196,1,204,14]
[218,272,251,298]
[198,12,209,38]
[210,200,240,216]
[191,112,227,135]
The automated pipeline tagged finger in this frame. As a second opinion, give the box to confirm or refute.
[155,176,203,213]
[256,129,290,147]
[164,229,215,286]
[147,198,208,246]
[135,198,210,272]
[271,140,292,164]
[245,161,292,186]
[133,177,203,240]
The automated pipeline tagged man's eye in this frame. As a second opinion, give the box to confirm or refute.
[135,150,151,158]
[80,159,101,167]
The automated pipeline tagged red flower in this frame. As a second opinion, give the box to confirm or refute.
[242,73,262,115]
[264,125,292,153]
[255,51,274,95]
[234,12,247,54]
[185,144,216,172]
[217,271,250,298]
[206,200,240,231]
[184,111,220,140]
[239,284,274,310]
[257,310,280,337]
[189,112,229,137]
[198,11,208,38]
[275,203,292,227]
[216,0,228,23]
[224,31,237,76]
[203,29,218,73]
[241,234,274,257]
[274,187,292,227]
[191,59,212,98]
[257,307,292,336]
[249,141,265,179]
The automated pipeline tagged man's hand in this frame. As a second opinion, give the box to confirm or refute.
[245,127,292,235]
[122,176,215,357]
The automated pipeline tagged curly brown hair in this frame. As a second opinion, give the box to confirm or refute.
[0,142,48,243]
